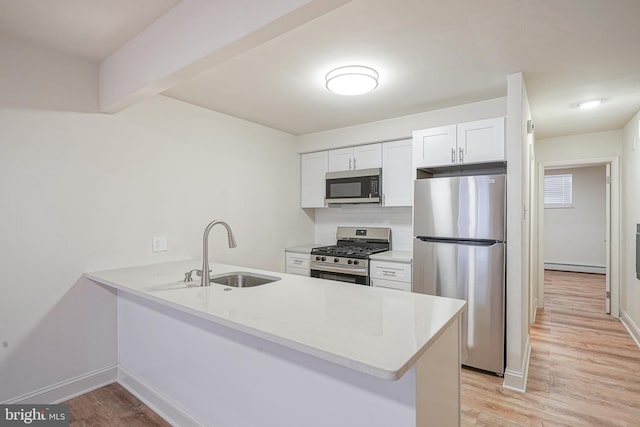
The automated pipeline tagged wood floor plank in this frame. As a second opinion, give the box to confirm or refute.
[65,382,170,427]
[461,270,640,426]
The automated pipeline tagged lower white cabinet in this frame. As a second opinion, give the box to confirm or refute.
[370,260,412,292]
[286,251,310,276]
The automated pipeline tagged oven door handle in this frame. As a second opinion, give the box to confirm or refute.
[310,265,368,277]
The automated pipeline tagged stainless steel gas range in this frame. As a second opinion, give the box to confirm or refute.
[310,227,391,286]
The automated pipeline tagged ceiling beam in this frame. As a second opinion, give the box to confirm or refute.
[99,0,351,113]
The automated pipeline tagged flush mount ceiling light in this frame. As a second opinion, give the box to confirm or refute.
[577,99,602,109]
[325,65,378,96]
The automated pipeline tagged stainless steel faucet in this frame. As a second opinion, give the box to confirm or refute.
[201,219,237,286]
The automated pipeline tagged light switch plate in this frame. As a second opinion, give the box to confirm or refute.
[152,236,168,252]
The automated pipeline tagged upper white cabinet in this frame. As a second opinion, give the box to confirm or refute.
[328,143,381,172]
[413,125,457,168]
[382,139,413,207]
[413,117,505,169]
[457,118,505,164]
[301,151,328,208]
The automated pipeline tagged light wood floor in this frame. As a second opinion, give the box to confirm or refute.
[461,270,640,426]
[65,270,640,426]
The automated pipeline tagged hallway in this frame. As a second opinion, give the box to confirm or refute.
[461,270,640,426]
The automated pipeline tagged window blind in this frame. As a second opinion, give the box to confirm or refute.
[544,174,573,208]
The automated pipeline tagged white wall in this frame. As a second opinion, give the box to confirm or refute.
[536,130,623,162]
[297,97,507,153]
[544,166,607,269]
[621,109,640,343]
[502,72,532,392]
[314,207,412,250]
[0,36,313,402]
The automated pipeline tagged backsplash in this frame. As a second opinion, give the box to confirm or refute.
[314,206,413,250]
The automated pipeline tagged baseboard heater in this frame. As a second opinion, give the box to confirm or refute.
[544,262,605,274]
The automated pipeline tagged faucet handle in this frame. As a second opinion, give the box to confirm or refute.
[184,269,203,282]
[195,269,211,277]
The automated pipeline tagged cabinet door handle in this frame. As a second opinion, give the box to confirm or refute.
[382,270,397,277]
[451,147,456,163]
[459,147,464,162]
[293,259,303,264]
[353,158,356,169]
[349,158,352,170]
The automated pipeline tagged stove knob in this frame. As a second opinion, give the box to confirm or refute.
[315,256,321,261]
[347,259,353,265]
[321,256,326,262]
[334,258,339,263]
[353,260,359,265]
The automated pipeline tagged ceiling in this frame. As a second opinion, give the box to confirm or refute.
[0,0,181,61]
[1,0,639,139]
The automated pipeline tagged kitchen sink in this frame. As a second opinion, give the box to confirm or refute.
[209,271,281,288]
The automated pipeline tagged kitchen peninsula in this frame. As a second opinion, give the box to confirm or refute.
[85,260,466,427]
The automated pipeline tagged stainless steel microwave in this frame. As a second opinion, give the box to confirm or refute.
[325,168,381,205]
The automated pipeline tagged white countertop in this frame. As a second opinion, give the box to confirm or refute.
[284,244,318,254]
[85,260,464,380]
[369,250,413,263]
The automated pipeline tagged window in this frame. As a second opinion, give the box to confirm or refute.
[544,174,573,208]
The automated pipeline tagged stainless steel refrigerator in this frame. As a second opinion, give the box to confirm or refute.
[413,174,505,375]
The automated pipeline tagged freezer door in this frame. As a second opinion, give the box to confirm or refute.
[413,238,505,374]
[414,174,506,241]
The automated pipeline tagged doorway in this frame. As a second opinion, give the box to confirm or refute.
[535,157,620,318]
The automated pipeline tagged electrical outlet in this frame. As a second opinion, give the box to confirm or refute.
[152,236,168,252]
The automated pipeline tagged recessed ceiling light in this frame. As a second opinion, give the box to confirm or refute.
[577,99,602,109]
[325,65,378,96]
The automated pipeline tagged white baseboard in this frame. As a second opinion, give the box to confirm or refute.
[117,366,202,427]
[3,366,117,404]
[620,309,640,349]
[544,263,606,274]
[502,335,531,393]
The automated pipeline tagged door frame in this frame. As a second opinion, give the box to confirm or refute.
[535,156,620,317]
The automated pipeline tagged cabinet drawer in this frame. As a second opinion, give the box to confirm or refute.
[370,260,411,282]
[286,252,310,269]
[370,278,411,292]
[286,266,310,276]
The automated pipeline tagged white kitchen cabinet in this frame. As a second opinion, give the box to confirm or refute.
[370,260,412,292]
[353,144,382,170]
[286,251,310,276]
[456,117,505,164]
[381,139,413,206]
[413,125,456,169]
[301,151,328,208]
[327,147,352,172]
[328,143,381,172]
[413,117,505,168]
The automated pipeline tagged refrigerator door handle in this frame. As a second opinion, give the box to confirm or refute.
[416,237,503,246]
